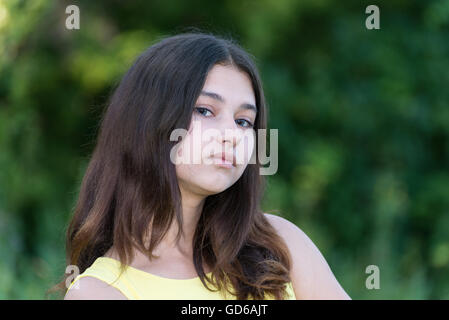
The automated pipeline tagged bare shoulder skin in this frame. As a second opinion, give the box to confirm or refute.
[64,276,128,300]
[264,213,352,300]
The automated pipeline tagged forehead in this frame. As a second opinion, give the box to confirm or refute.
[201,64,256,105]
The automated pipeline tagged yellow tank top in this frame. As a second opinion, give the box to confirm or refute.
[67,257,296,300]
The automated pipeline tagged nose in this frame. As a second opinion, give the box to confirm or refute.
[214,117,243,149]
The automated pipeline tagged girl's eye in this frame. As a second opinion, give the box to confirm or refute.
[195,106,254,128]
[194,107,213,117]
[236,119,254,128]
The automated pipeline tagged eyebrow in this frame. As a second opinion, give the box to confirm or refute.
[200,90,258,113]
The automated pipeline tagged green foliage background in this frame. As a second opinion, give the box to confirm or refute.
[0,0,448,299]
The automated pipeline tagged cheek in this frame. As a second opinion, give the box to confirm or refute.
[174,130,202,164]
[175,121,220,163]
[235,131,256,166]
[175,163,196,182]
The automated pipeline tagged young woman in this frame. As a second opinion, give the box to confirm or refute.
[57,31,350,300]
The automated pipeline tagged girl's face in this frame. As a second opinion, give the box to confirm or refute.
[174,64,257,196]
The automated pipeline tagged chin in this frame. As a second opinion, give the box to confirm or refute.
[177,166,243,196]
[194,178,235,195]
[203,183,232,195]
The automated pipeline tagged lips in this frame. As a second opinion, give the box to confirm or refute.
[212,152,236,167]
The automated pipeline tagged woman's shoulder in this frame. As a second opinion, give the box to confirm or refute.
[263,212,351,300]
[263,213,308,242]
[64,257,129,300]
[263,212,336,271]
[64,275,128,300]
[264,213,326,255]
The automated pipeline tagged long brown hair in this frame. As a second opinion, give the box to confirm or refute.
[49,30,293,300]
